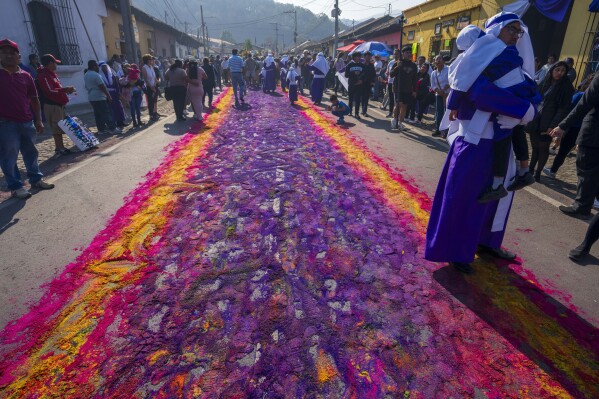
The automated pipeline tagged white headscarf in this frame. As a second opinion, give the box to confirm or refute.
[98,61,114,87]
[280,55,289,67]
[287,63,299,83]
[264,53,274,67]
[456,25,484,51]
[485,11,534,78]
[311,52,330,76]
[449,12,533,92]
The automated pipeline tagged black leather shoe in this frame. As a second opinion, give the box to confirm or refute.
[559,205,591,218]
[477,245,516,260]
[507,172,535,191]
[478,185,508,203]
[451,262,474,274]
[569,245,589,262]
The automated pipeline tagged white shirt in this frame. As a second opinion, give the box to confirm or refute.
[386,60,396,84]
[142,64,156,87]
[222,59,229,69]
[374,60,383,73]
[431,66,449,94]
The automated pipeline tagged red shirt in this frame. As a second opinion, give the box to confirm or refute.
[36,67,69,106]
[0,66,37,122]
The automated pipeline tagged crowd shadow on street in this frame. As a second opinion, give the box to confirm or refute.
[0,198,26,236]
[433,257,599,399]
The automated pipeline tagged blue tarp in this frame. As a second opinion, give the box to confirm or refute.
[590,0,599,12]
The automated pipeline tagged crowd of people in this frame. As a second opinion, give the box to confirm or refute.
[2,22,599,263]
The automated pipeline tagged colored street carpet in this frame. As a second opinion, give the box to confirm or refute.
[0,88,597,399]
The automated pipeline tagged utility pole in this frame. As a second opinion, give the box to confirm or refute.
[333,0,340,57]
[200,5,207,57]
[270,22,279,55]
[205,26,210,56]
[283,10,298,49]
[119,0,137,63]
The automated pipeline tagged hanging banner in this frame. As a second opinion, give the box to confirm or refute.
[502,0,573,22]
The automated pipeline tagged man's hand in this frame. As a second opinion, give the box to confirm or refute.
[550,126,565,139]
[34,120,44,134]
[63,86,76,94]
[412,91,416,98]
[449,109,458,121]
[107,96,113,103]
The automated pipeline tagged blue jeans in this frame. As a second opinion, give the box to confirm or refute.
[435,94,445,132]
[90,100,115,131]
[231,72,246,103]
[0,119,43,190]
[130,91,142,122]
[332,108,350,120]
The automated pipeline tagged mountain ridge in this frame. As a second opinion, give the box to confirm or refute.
[133,0,349,51]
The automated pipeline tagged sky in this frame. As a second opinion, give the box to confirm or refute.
[276,0,425,22]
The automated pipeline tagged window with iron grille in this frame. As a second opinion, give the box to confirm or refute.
[23,0,82,65]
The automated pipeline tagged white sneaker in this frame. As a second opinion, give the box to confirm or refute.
[594,199,599,209]
[549,147,558,155]
[542,167,556,179]
[11,187,32,199]
[398,122,405,131]
[391,119,398,129]
[111,127,123,134]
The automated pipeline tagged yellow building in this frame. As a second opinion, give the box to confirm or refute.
[402,0,595,84]
[102,7,125,60]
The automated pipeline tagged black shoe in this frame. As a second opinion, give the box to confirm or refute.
[432,130,441,137]
[569,245,589,262]
[451,262,474,274]
[386,113,392,117]
[138,119,144,126]
[177,117,186,122]
[132,122,139,128]
[478,185,509,203]
[559,205,591,218]
[355,114,361,120]
[506,172,535,191]
[477,245,516,260]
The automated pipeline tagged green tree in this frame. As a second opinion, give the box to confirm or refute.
[243,39,253,51]
[221,30,236,44]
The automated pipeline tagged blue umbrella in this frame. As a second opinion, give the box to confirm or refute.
[370,50,390,58]
[352,41,393,54]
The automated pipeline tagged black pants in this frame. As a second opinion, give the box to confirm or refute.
[550,126,580,173]
[170,85,187,119]
[348,85,362,115]
[574,145,599,213]
[579,211,599,251]
[146,89,158,117]
[203,86,214,106]
[335,77,346,95]
[361,84,372,113]
[416,97,428,121]
[387,83,395,113]
[406,96,417,120]
[492,125,529,177]
[529,131,552,177]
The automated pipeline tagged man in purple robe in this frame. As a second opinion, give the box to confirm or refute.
[309,53,329,105]
[425,12,537,274]
[262,53,276,94]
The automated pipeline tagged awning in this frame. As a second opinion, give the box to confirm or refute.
[502,0,573,22]
[337,40,364,53]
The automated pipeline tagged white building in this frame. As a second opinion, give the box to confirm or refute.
[0,0,108,106]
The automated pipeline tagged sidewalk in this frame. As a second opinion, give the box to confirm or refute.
[0,96,178,202]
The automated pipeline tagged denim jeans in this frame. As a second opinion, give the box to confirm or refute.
[130,91,142,122]
[434,94,445,132]
[0,119,43,190]
[231,72,246,103]
[90,100,115,131]
[332,108,350,119]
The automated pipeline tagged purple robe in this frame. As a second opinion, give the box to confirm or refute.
[309,65,326,103]
[425,74,531,263]
[104,73,126,124]
[262,62,276,92]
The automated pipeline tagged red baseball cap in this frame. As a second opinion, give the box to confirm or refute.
[41,54,61,66]
[0,39,19,53]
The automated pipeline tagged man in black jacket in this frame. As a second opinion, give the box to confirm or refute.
[361,51,377,117]
[345,51,365,119]
[391,46,418,130]
[551,73,599,217]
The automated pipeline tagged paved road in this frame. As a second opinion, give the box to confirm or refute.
[0,88,597,398]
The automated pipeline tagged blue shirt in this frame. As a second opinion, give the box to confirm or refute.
[84,70,107,101]
[228,55,244,73]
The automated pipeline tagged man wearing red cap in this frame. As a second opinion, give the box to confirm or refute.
[36,54,76,155]
[0,39,54,199]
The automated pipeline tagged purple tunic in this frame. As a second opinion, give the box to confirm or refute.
[309,65,326,103]
[425,74,531,263]
[262,63,276,92]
